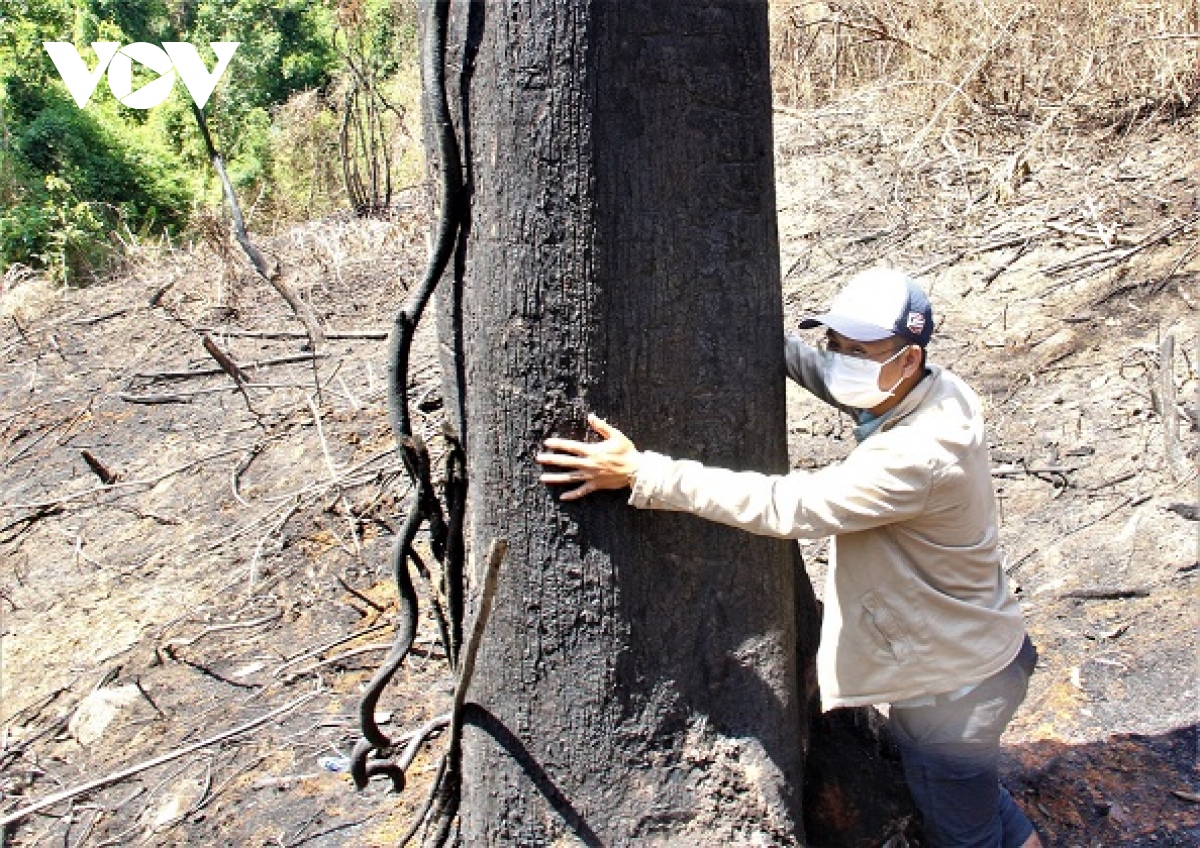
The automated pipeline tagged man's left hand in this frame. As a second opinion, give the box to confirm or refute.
[537,414,641,501]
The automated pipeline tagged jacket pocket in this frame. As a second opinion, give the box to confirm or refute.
[859,590,914,664]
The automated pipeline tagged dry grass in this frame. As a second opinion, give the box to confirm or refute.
[770,0,1199,122]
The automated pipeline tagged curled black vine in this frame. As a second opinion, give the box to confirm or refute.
[347,1,487,844]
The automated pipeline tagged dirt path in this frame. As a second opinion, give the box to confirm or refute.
[1,106,1196,846]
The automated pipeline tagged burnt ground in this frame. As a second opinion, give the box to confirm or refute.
[0,102,1196,847]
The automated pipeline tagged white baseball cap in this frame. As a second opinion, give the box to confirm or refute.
[798,267,934,345]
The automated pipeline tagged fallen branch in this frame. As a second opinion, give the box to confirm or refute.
[4,416,72,468]
[202,333,259,416]
[163,611,283,649]
[1044,215,1196,277]
[69,308,131,327]
[0,692,319,829]
[194,328,388,341]
[978,238,1034,288]
[336,574,387,613]
[118,391,205,405]
[133,352,329,382]
[201,335,250,384]
[273,622,391,679]
[282,643,398,681]
[1060,587,1150,600]
[1158,334,1194,483]
[80,450,119,485]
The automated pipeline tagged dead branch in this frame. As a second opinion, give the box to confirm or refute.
[1088,470,1138,491]
[117,390,210,405]
[132,678,166,720]
[273,623,391,679]
[69,309,132,327]
[0,503,65,544]
[200,335,250,384]
[1060,587,1151,600]
[4,416,72,468]
[162,611,283,649]
[978,238,1034,288]
[336,574,387,613]
[413,539,507,846]
[80,450,119,485]
[230,443,265,508]
[194,328,388,341]
[132,352,329,382]
[162,645,259,690]
[1044,215,1195,277]
[1158,334,1194,483]
[281,642,398,681]
[190,104,325,352]
[0,692,319,829]
[201,333,260,417]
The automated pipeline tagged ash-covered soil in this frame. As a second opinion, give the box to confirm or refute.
[1,103,1196,846]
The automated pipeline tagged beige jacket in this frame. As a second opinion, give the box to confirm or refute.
[628,338,1026,710]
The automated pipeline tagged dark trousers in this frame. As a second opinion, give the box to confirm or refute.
[888,637,1039,848]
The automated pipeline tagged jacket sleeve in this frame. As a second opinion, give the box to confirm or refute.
[628,441,933,540]
[785,333,848,412]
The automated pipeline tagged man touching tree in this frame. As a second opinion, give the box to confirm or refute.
[539,267,1044,848]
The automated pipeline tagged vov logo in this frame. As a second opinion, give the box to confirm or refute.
[43,42,240,109]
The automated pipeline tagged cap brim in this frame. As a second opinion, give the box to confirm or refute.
[797,313,895,342]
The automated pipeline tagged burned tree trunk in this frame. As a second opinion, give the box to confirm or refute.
[435,0,820,843]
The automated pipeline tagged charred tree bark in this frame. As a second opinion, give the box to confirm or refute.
[436,1,819,843]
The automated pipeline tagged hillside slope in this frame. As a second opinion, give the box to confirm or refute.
[1,105,1196,845]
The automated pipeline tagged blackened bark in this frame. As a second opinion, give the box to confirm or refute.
[439,1,817,843]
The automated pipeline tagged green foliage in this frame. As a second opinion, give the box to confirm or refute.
[0,0,419,279]
[1,73,192,282]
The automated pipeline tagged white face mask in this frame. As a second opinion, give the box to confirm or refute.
[821,346,909,409]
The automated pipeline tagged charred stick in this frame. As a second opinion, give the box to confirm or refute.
[191,327,388,341]
[201,334,259,416]
[133,677,166,719]
[273,623,391,678]
[423,541,506,846]
[1159,334,1192,483]
[336,574,387,613]
[1061,587,1150,600]
[200,335,249,384]
[80,450,118,485]
[133,352,329,382]
[162,645,259,690]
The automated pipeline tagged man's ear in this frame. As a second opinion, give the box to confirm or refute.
[902,345,923,378]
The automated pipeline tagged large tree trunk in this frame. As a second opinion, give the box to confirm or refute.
[438,1,820,843]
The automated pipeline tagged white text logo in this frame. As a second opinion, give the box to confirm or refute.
[43,42,240,109]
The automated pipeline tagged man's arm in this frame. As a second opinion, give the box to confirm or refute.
[538,416,932,538]
[785,333,849,412]
[627,441,931,540]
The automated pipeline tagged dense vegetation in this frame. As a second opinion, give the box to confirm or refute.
[0,0,417,283]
